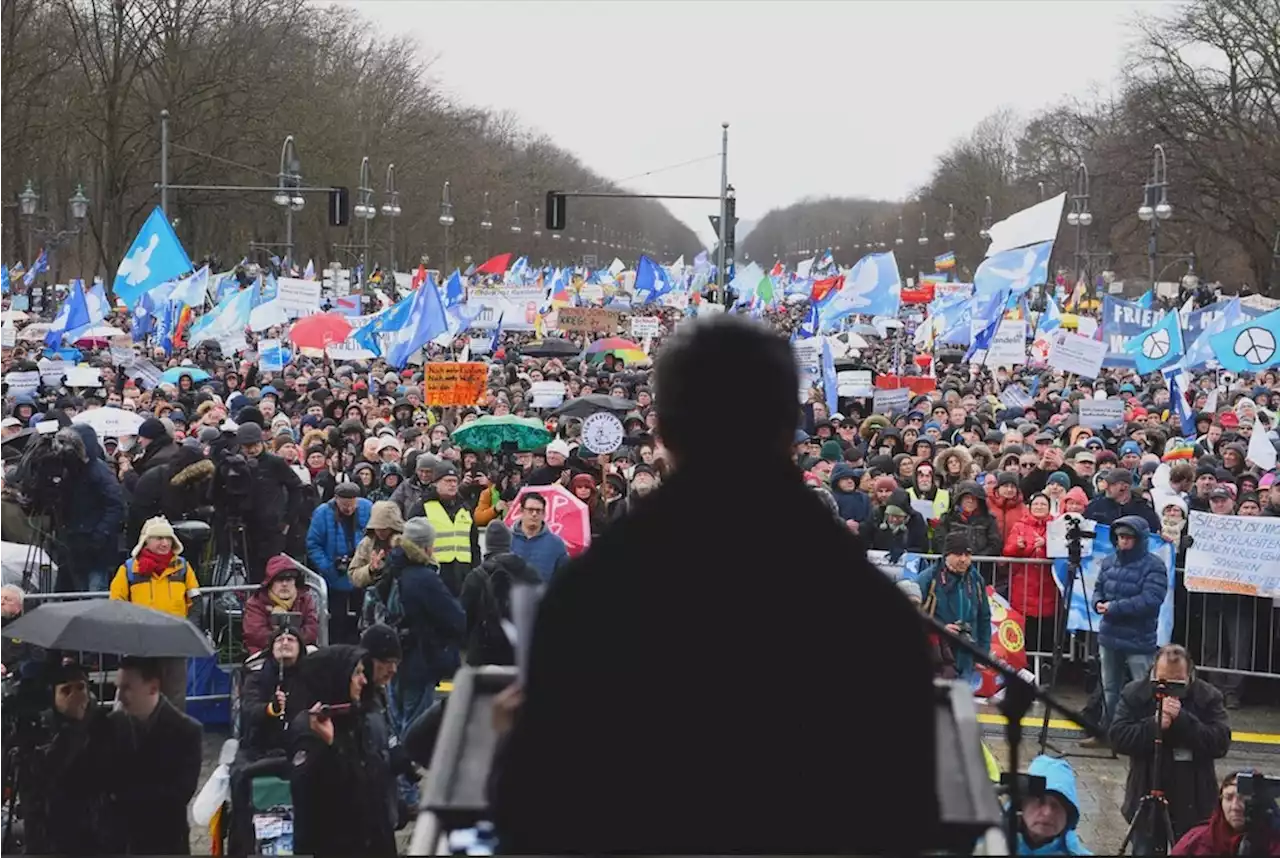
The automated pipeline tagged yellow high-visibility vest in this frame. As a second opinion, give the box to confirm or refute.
[424,500,473,563]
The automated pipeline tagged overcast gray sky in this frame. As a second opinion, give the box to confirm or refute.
[347,0,1167,250]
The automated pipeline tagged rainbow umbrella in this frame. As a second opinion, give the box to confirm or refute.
[585,336,647,365]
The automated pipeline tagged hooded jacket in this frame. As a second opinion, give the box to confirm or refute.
[1090,516,1168,654]
[1015,756,1091,855]
[829,462,872,527]
[1004,510,1057,618]
[987,482,1028,543]
[61,425,126,558]
[933,445,974,489]
[460,552,542,666]
[349,500,405,589]
[289,645,396,858]
[240,632,308,756]
[306,497,374,592]
[934,480,1002,557]
[242,563,321,653]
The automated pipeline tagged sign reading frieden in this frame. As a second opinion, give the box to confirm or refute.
[1185,511,1280,598]
[424,362,488,406]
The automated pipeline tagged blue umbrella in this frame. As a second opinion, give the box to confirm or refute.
[159,366,212,385]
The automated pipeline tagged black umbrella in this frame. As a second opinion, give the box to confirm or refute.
[5,599,214,658]
[554,393,637,419]
[522,338,581,357]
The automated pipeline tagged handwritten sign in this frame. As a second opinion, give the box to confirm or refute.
[837,369,874,398]
[424,362,487,406]
[38,359,70,386]
[275,277,322,314]
[629,316,661,339]
[985,320,1027,368]
[529,381,566,409]
[557,307,619,333]
[4,370,40,397]
[1186,511,1280,597]
[1047,330,1108,378]
[1078,399,1125,430]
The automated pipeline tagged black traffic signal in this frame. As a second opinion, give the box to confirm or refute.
[329,186,350,227]
[545,190,567,230]
[725,195,737,257]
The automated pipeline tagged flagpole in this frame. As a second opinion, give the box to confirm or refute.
[716,122,729,302]
[160,109,170,217]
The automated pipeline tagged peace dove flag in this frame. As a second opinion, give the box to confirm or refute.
[113,207,193,308]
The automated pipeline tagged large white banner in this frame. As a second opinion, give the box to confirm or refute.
[1186,512,1280,598]
[465,285,544,330]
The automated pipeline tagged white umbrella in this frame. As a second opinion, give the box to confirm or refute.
[74,323,126,339]
[16,322,52,342]
[1,310,30,324]
[2,541,57,586]
[73,406,144,439]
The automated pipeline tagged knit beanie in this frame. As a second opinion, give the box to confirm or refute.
[360,623,403,662]
[820,440,843,463]
[485,520,513,555]
[874,475,898,492]
[943,531,972,557]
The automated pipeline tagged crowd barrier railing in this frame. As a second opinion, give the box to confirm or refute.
[888,553,1280,683]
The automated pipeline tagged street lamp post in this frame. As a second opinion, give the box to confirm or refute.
[380,163,401,274]
[354,156,375,279]
[979,195,994,240]
[510,201,522,246]
[1137,143,1172,292]
[273,136,304,266]
[895,215,904,247]
[1066,159,1093,291]
[439,181,455,274]
[532,205,541,265]
[18,180,91,280]
[943,203,956,245]
[480,192,492,258]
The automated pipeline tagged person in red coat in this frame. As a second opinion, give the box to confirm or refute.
[1004,492,1057,656]
[1173,770,1280,855]
[242,554,321,653]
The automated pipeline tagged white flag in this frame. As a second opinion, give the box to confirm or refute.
[1246,417,1276,471]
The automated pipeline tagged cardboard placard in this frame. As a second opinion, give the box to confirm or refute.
[424,362,488,406]
[985,320,1027,368]
[1047,330,1108,379]
[1078,399,1125,429]
[275,277,323,313]
[529,380,566,409]
[38,359,70,386]
[557,307,619,333]
[872,387,910,415]
[4,370,41,397]
[837,369,874,397]
[629,316,661,339]
[1,326,15,349]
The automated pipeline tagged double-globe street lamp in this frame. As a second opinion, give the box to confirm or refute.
[353,156,376,278]
[380,163,401,274]
[271,136,304,266]
[439,181,455,275]
[18,180,91,280]
[1066,160,1093,289]
[1137,143,1173,289]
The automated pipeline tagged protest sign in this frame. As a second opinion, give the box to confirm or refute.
[629,316,660,339]
[872,387,910,415]
[985,320,1026,368]
[793,338,822,402]
[38,359,69,386]
[837,369,874,397]
[110,346,134,366]
[63,366,101,388]
[1046,514,1095,559]
[275,277,322,314]
[1078,399,1125,429]
[1053,522,1175,641]
[529,381,566,409]
[998,385,1032,410]
[875,374,936,396]
[424,362,487,406]
[1185,512,1280,598]
[4,370,40,397]
[1101,296,1167,367]
[1,326,14,349]
[1047,329,1107,378]
[465,284,543,330]
[910,498,936,521]
[557,307,619,333]
[258,338,285,372]
[467,336,492,355]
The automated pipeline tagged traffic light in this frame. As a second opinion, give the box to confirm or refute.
[329,186,350,227]
[545,190,567,230]
[725,195,737,258]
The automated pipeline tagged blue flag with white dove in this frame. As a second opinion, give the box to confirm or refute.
[821,338,839,416]
[819,251,901,328]
[1207,306,1280,374]
[113,207,193,308]
[188,281,256,350]
[444,270,465,308]
[964,287,1011,362]
[154,300,180,356]
[385,270,449,368]
[1164,366,1197,438]
[168,265,210,308]
[1053,523,1174,643]
[974,240,1052,299]
[44,279,93,348]
[1124,310,1184,374]
[489,312,504,353]
[1035,293,1062,336]
[633,255,672,305]
[132,291,158,341]
[23,249,48,287]
[797,301,819,339]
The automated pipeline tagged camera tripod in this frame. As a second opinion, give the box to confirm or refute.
[211,514,251,587]
[1120,686,1175,857]
[1037,514,1109,758]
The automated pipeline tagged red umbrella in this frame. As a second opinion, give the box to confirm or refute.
[288,313,352,350]
[503,483,591,557]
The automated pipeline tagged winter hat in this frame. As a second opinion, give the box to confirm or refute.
[820,440,843,463]
[236,422,264,445]
[484,520,513,555]
[883,503,907,518]
[943,531,972,557]
[265,554,301,583]
[334,482,361,499]
[137,417,168,441]
[874,475,898,492]
[570,473,596,493]
[1063,486,1089,508]
[996,472,1020,488]
[1047,472,1072,489]
[132,516,183,558]
[360,624,403,662]
[402,518,436,550]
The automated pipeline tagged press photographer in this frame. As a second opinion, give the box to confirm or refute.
[1173,771,1280,856]
[9,661,112,855]
[1111,644,1232,846]
[217,422,304,584]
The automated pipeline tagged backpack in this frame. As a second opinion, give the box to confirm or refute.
[473,563,514,664]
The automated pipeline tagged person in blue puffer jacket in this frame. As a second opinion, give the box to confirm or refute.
[1091,515,1168,735]
[307,482,373,642]
[1014,755,1092,855]
[829,462,872,534]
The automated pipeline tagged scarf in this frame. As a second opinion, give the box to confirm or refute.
[269,590,297,611]
[135,548,172,578]
[1161,513,1186,545]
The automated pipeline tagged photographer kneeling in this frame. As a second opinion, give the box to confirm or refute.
[1173,770,1280,856]
[1111,644,1232,844]
[20,661,113,855]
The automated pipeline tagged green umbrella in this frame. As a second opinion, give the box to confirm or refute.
[451,414,553,452]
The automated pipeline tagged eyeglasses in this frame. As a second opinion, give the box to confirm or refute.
[522,506,544,515]
[1020,462,1036,469]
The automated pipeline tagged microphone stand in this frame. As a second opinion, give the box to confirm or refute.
[919,611,1105,853]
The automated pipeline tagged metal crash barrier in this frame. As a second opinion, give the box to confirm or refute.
[19,564,331,705]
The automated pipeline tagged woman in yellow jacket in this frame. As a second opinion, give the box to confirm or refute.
[110,515,199,710]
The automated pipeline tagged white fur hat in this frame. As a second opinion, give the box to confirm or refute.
[132,516,184,558]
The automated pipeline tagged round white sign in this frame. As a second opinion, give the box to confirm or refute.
[580,411,625,455]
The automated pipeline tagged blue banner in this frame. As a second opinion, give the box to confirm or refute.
[1182,300,1265,347]
[1052,522,1175,645]
[1101,296,1168,367]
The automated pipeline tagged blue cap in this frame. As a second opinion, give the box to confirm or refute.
[1120,440,1141,456]
[794,429,811,445]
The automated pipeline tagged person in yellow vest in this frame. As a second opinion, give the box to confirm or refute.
[110,515,199,711]
[423,463,478,597]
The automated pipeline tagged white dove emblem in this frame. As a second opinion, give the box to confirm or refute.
[842,256,882,308]
[983,247,1042,294]
[117,232,160,287]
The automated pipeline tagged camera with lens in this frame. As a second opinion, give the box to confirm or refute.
[1237,772,1280,856]
[212,448,256,515]
[1153,678,1189,699]
[12,431,80,516]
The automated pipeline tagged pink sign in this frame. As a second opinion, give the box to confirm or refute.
[503,483,592,557]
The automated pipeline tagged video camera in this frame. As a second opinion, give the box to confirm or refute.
[11,430,81,515]
[1237,772,1280,856]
